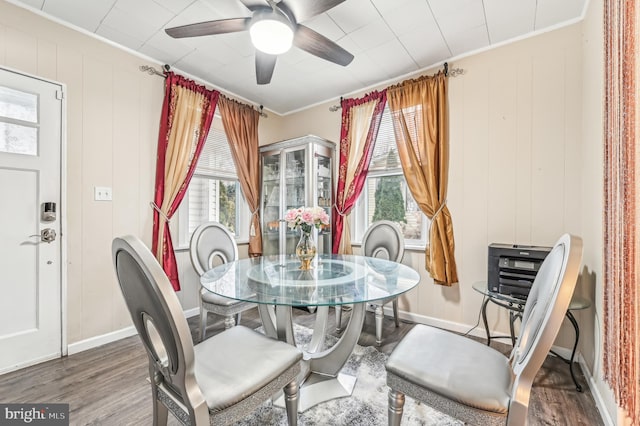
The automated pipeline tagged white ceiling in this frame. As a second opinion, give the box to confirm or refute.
[14,0,587,115]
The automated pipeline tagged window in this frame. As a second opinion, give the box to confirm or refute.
[0,86,39,156]
[353,106,428,248]
[175,118,250,248]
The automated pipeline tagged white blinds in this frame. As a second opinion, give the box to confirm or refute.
[195,119,236,177]
[369,106,400,171]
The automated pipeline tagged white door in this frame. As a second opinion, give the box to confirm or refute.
[0,68,62,374]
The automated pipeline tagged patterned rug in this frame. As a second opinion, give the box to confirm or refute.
[234,325,462,426]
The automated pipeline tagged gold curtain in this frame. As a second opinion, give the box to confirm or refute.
[156,86,207,261]
[603,0,639,423]
[387,72,458,285]
[218,96,263,256]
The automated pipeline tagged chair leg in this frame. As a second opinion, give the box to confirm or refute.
[388,389,405,426]
[392,299,400,327]
[375,304,384,346]
[335,305,343,332]
[235,312,242,326]
[151,386,168,426]
[199,306,208,342]
[283,379,299,426]
[223,315,236,329]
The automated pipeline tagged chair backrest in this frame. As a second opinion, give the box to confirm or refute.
[190,222,239,276]
[112,236,206,417]
[507,233,582,423]
[362,220,405,263]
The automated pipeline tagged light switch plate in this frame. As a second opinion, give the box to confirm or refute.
[94,186,112,201]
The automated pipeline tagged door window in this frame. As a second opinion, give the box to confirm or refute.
[0,86,38,156]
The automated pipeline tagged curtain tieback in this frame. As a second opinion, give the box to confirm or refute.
[334,204,349,217]
[249,208,260,237]
[428,199,447,264]
[431,200,447,221]
[150,202,171,223]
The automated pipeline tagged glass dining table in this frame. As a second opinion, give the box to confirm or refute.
[200,253,420,412]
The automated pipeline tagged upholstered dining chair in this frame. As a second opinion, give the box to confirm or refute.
[112,235,302,425]
[336,220,405,346]
[190,222,256,341]
[385,233,582,426]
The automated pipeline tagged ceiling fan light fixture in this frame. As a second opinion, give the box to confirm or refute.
[250,12,294,55]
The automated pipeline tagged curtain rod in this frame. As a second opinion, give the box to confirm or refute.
[139,64,169,77]
[138,64,268,118]
[328,62,465,112]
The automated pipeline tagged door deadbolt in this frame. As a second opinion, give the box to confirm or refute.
[31,228,56,243]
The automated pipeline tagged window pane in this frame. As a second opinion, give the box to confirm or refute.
[0,86,37,123]
[366,175,423,240]
[0,122,37,156]
[187,177,238,235]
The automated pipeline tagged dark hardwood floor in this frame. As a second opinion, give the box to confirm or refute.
[0,308,603,425]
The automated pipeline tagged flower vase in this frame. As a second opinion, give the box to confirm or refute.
[296,228,316,270]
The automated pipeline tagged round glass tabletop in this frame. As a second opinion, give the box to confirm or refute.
[200,254,421,307]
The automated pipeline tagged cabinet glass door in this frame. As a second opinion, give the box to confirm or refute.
[316,153,332,254]
[262,152,281,255]
[284,148,306,254]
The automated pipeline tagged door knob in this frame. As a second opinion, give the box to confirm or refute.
[30,228,57,243]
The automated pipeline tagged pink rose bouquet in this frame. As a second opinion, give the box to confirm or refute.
[284,206,330,233]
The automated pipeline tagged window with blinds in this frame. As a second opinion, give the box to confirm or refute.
[176,118,249,248]
[354,106,428,248]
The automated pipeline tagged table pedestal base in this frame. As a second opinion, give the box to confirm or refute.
[259,302,367,412]
[274,372,357,412]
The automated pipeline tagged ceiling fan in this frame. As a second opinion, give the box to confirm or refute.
[165,0,354,85]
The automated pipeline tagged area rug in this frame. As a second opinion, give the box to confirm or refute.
[233,325,462,426]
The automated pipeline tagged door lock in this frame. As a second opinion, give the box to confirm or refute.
[30,228,57,243]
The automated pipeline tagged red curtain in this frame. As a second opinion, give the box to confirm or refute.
[332,90,387,253]
[152,72,219,290]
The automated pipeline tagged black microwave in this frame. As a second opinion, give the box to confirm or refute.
[488,243,552,298]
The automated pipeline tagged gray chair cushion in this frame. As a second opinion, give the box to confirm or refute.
[386,324,512,414]
[200,288,244,306]
[194,325,302,411]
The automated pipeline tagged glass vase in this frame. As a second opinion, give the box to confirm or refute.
[296,228,317,270]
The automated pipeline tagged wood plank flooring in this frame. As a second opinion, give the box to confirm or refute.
[0,308,603,425]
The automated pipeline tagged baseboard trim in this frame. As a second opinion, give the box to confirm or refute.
[68,326,138,355]
[183,307,199,318]
[68,307,200,355]
[578,354,615,426]
[394,308,492,341]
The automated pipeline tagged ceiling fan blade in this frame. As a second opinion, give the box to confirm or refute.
[256,51,277,85]
[279,0,346,23]
[165,18,250,38]
[294,25,354,66]
[238,0,270,12]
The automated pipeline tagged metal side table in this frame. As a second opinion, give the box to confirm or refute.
[472,281,591,392]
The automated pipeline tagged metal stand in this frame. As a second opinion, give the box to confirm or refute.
[480,297,583,392]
